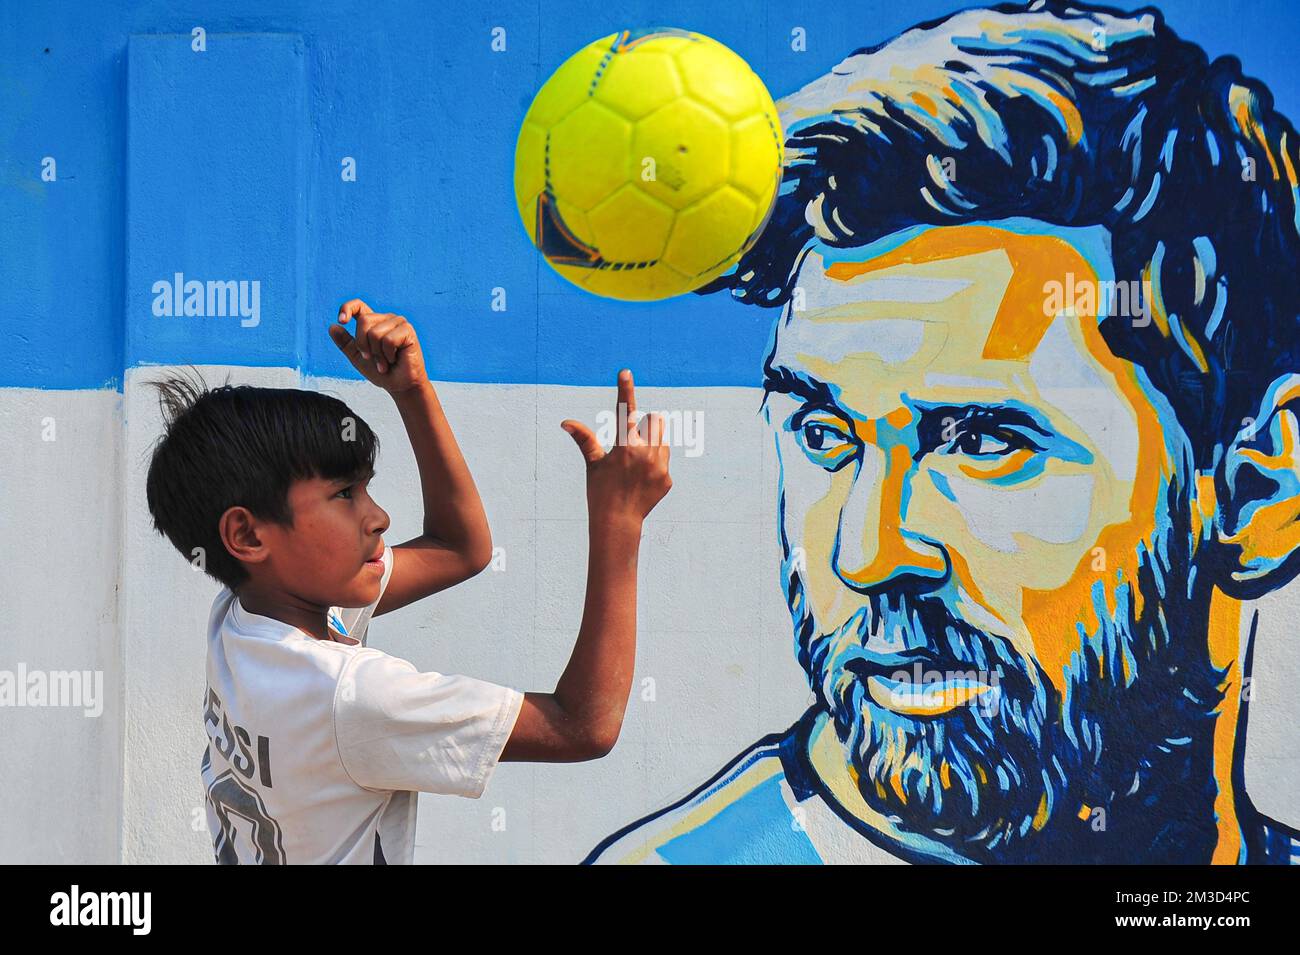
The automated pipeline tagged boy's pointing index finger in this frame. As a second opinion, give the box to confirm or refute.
[618,368,635,427]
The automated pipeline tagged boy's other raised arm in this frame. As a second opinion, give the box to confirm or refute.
[501,369,672,762]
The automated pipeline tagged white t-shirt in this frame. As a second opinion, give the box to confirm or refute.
[200,543,524,864]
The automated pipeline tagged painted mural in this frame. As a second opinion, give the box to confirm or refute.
[588,1,1300,864]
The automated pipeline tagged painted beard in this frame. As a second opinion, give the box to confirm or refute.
[784,475,1227,862]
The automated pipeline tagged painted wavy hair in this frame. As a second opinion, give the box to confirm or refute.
[698,0,1300,472]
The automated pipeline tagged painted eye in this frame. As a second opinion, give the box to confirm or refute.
[948,430,1015,456]
[805,423,840,449]
[793,417,856,470]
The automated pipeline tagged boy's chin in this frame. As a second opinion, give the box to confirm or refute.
[355,582,383,605]
[334,578,381,608]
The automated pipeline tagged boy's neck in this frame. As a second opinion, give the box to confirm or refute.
[235,586,336,643]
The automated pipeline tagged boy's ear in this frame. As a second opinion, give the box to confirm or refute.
[220,505,267,564]
[1216,373,1300,597]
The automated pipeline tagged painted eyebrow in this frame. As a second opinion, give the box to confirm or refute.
[760,366,1055,438]
[760,363,842,415]
[760,365,1058,441]
[917,404,1053,438]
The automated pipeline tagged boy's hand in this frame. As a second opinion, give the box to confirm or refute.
[560,369,672,525]
[329,299,429,395]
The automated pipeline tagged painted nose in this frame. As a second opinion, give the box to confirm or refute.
[835,443,947,592]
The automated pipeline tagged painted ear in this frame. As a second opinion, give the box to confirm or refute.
[1217,374,1300,596]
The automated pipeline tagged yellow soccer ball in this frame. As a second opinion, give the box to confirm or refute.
[514,27,784,301]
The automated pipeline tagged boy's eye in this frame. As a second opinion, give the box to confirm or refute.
[337,480,369,500]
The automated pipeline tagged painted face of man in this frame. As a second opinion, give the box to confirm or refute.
[764,220,1220,857]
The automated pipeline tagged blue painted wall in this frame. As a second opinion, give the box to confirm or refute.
[2,0,1297,389]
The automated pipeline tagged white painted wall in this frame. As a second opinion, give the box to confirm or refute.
[0,388,124,864]
[3,369,1297,862]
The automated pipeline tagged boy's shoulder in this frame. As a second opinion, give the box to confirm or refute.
[205,587,374,721]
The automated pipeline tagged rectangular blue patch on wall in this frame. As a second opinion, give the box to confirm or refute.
[127,33,306,369]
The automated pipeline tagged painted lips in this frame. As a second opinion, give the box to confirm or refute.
[866,673,1000,716]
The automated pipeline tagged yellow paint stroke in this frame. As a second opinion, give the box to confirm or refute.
[1221,494,1300,565]
[958,446,1035,480]
[1207,592,1245,864]
[1267,377,1300,407]
[1173,316,1210,374]
[1192,472,1218,544]
[1033,792,1051,831]
[1044,88,1083,147]
[1142,261,1171,337]
[1232,86,1281,181]
[888,773,907,804]
[1238,406,1298,464]
[910,90,939,117]
[1282,129,1299,181]
[883,405,912,430]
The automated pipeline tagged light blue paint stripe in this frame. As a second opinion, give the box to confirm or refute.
[656,774,823,865]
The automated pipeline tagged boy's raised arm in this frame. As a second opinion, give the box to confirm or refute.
[501,369,672,762]
[330,300,493,614]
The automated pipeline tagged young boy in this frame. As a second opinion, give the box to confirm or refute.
[144,298,672,864]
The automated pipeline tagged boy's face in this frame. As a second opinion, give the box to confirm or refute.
[250,471,389,609]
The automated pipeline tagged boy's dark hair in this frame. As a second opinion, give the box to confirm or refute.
[144,369,380,591]
[697,0,1300,469]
